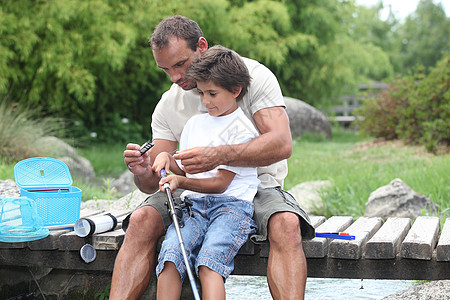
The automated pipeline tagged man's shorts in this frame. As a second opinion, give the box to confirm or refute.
[122,187,315,242]
[156,195,256,281]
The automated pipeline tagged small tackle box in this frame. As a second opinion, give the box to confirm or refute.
[14,157,82,227]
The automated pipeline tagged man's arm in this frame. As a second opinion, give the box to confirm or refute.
[123,139,178,194]
[174,106,292,174]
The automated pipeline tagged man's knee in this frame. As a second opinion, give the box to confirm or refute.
[126,206,164,240]
[268,212,302,245]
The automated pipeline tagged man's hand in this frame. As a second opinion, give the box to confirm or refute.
[173,146,221,174]
[123,143,151,176]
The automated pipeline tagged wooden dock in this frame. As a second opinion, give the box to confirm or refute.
[1,209,449,281]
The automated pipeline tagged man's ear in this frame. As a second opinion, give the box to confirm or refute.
[197,37,208,54]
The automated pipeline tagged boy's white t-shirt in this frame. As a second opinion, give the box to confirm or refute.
[151,57,288,189]
[178,107,260,202]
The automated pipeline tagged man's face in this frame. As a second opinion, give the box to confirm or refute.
[153,37,202,90]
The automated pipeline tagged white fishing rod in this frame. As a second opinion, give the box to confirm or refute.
[160,169,200,300]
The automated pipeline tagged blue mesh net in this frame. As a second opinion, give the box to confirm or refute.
[0,197,49,243]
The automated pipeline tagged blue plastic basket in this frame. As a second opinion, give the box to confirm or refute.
[14,157,81,226]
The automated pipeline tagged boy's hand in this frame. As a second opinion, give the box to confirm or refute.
[159,175,181,192]
[152,152,172,177]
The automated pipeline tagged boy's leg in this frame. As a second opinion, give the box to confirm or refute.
[196,197,256,279]
[157,262,182,300]
[252,188,315,300]
[198,266,225,300]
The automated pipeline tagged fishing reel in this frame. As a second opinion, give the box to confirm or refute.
[164,198,193,228]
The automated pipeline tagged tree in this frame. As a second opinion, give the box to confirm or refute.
[396,0,449,73]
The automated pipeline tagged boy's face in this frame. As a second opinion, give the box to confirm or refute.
[153,37,205,90]
[197,81,240,117]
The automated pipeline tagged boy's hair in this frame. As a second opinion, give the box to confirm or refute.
[186,45,251,101]
[150,15,203,51]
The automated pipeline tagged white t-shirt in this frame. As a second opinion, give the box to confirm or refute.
[178,108,260,202]
[151,57,288,188]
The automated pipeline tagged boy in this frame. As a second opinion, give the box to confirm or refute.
[152,45,258,299]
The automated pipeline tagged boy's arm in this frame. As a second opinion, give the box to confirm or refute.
[160,169,235,194]
[174,106,292,174]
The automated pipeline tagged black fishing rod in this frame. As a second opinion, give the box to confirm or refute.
[160,169,200,300]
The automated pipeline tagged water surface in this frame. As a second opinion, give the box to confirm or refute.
[225,276,416,299]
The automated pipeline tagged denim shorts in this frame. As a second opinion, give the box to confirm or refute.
[122,187,315,242]
[155,195,256,282]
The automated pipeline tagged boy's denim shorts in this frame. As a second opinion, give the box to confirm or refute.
[123,187,315,242]
[155,195,256,282]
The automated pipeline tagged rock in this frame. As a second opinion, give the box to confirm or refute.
[81,189,152,211]
[34,136,96,183]
[58,156,96,183]
[0,179,20,198]
[382,280,450,300]
[364,178,439,220]
[34,136,78,158]
[110,171,136,196]
[284,97,332,139]
[288,180,332,214]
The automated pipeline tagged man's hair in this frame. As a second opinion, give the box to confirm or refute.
[150,15,203,51]
[186,45,251,101]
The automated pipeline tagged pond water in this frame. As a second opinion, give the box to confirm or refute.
[225,276,416,299]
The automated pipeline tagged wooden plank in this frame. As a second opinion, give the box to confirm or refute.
[93,228,125,250]
[436,218,450,261]
[309,215,327,228]
[27,228,72,250]
[329,217,382,259]
[364,217,411,259]
[0,240,28,249]
[401,216,440,260]
[1,247,449,280]
[303,216,353,258]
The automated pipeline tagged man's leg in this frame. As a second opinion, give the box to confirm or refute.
[109,206,164,299]
[266,212,306,300]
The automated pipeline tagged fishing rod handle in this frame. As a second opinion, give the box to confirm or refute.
[160,169,170,190]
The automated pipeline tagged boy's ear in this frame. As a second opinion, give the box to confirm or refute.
[232,86,242,99]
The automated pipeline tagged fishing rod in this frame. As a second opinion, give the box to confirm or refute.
[160,169,200,300]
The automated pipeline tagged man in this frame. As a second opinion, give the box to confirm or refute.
[110,15,314,300]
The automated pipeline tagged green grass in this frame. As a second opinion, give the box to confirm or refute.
[77,143,128,178]
[286,127,449,221]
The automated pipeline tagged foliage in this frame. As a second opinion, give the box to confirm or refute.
[397,0,450,74]
[0,100,62,162]
[356,54,450,152]
[0,0,400,140]
[1,0,167,142]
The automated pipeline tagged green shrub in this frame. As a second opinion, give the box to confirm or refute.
[0,101,62,162]
[356,55,450,152]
